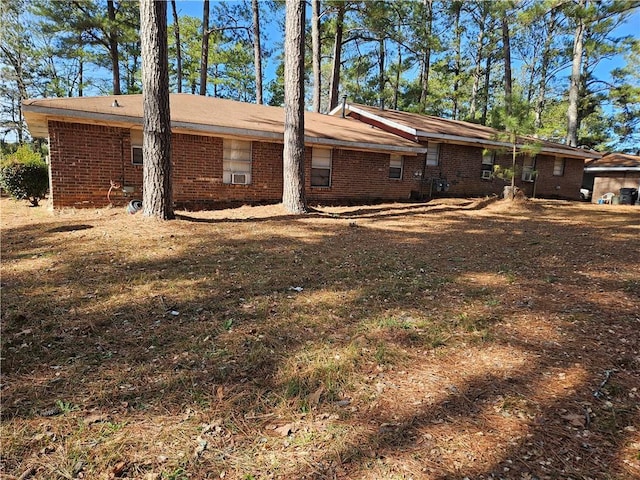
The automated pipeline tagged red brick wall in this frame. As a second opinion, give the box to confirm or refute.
[421,143,582,200]
[531,155,583,200]
[47,121,584,209]
[47,121,422,209]
[306,148,423,204]
[48,121,130,207]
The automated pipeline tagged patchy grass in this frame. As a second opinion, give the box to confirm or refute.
[1,196,639,479]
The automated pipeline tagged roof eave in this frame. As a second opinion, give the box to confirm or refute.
[585,166,640,172]
[305,135,426,155]
[415,131,600,159]
[23,104,424,155]
[333,103,419,139]
[331,103,601,160]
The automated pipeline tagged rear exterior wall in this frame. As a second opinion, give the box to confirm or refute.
[422,143,582,200]
[46,121,423,209]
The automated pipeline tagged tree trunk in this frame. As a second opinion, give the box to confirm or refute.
[378,37,385,110]
[199,0,210,96]
[566,0,585,147]
[419,0,432,113]
[171,0,182,93]
[393,45,401,110]
[140,0,174,220]
[107,0,121,95]
[502,9,512,114]
[481,53,492,125]
[0,45,28,142]
[76,34,85,97]
[452,1,462,119]
[283,0,307,214]
[311,0,321,112]
[252,0,263,104]
[535,8,558,130]
[328,1,345,111]
[502,142,518,201]
[469,29,484,120]
[470,3,488,121]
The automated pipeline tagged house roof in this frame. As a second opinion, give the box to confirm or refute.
[329,102,602,160]
[22,94,427,155]
[585,152,640,172]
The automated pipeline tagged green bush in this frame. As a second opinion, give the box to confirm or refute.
[0,146,49,206]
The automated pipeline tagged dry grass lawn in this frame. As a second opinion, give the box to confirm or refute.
[1,196,639,480]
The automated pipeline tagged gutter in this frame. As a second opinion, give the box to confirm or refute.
[415,131,601,159]
[584,166,640,172]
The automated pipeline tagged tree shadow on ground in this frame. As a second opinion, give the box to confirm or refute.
[1,199,638,479]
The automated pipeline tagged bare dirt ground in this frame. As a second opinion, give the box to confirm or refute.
[1,196,639,480]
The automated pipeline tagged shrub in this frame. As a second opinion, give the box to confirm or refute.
[0,146,49,206]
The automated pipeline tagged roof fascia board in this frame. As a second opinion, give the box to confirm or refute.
[305,136,426,154]
[415,131,600,159]
[340,104,419,138]
[23,104,143,127]
[328,104,345,116]
[585,166,640,172]
[171,121,283,141]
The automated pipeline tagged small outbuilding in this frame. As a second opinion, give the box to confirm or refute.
[583,153,640,204]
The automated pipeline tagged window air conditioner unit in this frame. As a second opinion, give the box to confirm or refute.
[231,173,247,185]
[481,170,493,180]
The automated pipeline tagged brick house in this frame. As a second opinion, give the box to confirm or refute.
[583,153,640,204]
[23,94,600,209]
[329,102,601,200]
[23,94,427,209]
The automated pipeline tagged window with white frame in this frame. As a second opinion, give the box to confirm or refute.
[311,147,332,187]
[389,154,403,179]
[130,129,143,165]
[522,156,536,182]
[481,150,495,179]
[426,143,440,166]
[553,157,565,176]
[223,139,252,184]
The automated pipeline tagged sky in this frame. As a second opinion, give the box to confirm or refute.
[3,1,638,144]
[169,0,639,96]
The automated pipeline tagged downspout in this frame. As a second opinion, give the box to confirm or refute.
[532,157,538,199]
[47,130,53,210]
[120,134,125,187]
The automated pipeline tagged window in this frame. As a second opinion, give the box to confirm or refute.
[426,143,440,166]
[481,150,494,179]
[130,129,143,166]
[311,147,332,187]
[553,157,565,176]
[389,154,403,179]
[132,147,143,166]
[522,156,536,182]
[223,139,252,184]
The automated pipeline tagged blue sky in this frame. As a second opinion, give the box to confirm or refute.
[170,0,639,89]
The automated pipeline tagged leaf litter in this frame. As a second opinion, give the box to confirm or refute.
[1,196,639,479]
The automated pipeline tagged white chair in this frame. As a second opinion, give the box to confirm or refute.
[601,192,615,204]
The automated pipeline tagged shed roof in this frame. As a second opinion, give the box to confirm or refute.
[22,94,426,155]
[585,152,640,171]
[329,102,601,160]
